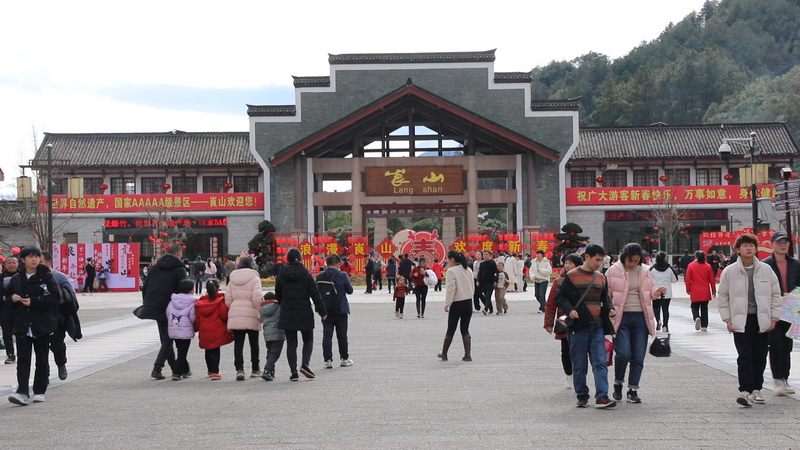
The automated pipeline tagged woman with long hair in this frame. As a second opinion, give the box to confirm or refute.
[410,257,430,319]
[650,252,678,333]
[438,250,475,362]
[544,253,584,389]
[685,250,716,332]
[225,256,263,380]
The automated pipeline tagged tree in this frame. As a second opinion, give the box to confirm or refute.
[247,219,276,272]
[556,222,589,253]
[647,196,689,256]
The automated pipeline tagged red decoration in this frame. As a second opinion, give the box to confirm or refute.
[11,246,21,254]
[99,183,108,193]
[679,231,685,234]
[595,176,605,186]
[653,226,659,231]
[724,173,734,184]
[685,223,691,228]
[792,173,798,180]
[38,184,46,191]
[659,175,669,184]
[162,183,171,192]
[224,182,233,192]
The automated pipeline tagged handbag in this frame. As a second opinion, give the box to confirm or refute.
[649,334,671,357]
[554,315,568,334]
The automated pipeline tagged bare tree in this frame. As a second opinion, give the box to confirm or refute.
[647,194,689,256]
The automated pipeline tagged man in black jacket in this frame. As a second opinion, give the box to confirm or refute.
[762,231,800,395]
[138,244,187,379]
[5,247,60,406]
[83,257,96,295]
[364,253,376,294]
[477,252,498,314]
[1,256,19,364]
[399,254,415,288]
[679,250,693,275]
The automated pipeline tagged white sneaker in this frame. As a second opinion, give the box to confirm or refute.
[736,391,753,407]
[564,375,573,390]
[32,394,45,403]
[324,360,333,369]
[784,379,796,394]
[752,390,765,404]
[8,392,29,406]
[774,378,788,396]
[701,327,708,332]
[695,318,701,331]
[340,358,353,367]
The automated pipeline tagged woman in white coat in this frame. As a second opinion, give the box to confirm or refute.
[650,252,678,332]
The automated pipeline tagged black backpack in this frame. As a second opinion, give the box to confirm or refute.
[316,270,339,315]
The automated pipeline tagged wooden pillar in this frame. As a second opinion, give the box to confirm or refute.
[527,154,537,226]
[467,156,479,231]
[294,154,303,230]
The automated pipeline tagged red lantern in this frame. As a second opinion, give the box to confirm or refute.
[224,182,233,192]
[659,175,669,184]
[685,223,691,228]
[644,236,650,241]
[11,246,21,254]
[99,183,108,193]
[792,173,798,180]
[724,173,734,184]
[596,176,605,186]
[162,183,171,192]
[653,226,659,231]
[679,230,685,234]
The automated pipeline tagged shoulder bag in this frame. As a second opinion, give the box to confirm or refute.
[562,272,596,331]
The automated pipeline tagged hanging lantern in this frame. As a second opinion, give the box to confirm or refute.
[653,226,659,231]
[659,175,669,184]
[723,173,734,185]
[596,176,605,186]
[162,183,171,192]
[68,177,84,199]
[685,223,691,228]
[644,236,650,241]
[99,183,108,193]
[679,230,685,234]
[16,176,33,199]
[224,182,233,192]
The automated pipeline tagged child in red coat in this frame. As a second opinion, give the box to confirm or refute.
[195,280,234,380]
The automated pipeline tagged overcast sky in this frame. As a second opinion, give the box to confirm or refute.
[0,0,707,194]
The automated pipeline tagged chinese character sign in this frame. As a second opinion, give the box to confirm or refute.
[365,166,463,196]
[52,243,140,292]
[566,185,775,206]
[397,230,447,265]
[44,193,264,213]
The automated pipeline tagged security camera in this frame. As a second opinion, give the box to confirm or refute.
[781,167,793,180]
[718,142,732,162]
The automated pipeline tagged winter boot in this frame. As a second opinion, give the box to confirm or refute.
[462,334,472,361]
[438,336,453,361]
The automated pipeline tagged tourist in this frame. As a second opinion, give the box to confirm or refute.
[544,253,584,389]
[410,257,431,318]
[6,247,60,406]
[606,243,666,404]
[393,276,408,319]
[259,291,284,381]
[96,265,110,292]
[317,254,354,369]
[42,251,81,381]
[472,251,483,311]
[386,257,397,293]
[717,233,781,407]
[555,244,617,409]
[365,253,377,294]
[225,258,236,285]
[709,250,721,278]
[205,258,218,280]
[438,250,475,362]
[495,262,509,315]
[761,231,800,395]
[166,279,198,381]
[679,250,693,276]
[226,256,263,380]
[432,258,443,292]
[1,256,19,364]
[685,250,716,331]
[477,252,497,315]
[276,248,327,381]
[195,279,233,380]
[515,254,525,294]
[82,257,96,295]
[505,252,518,292]
[193,256,206,294]
[399,253,415,288]
[530,250,553,313]
[650,252,678,333]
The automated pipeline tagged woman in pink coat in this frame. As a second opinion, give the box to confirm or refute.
[685,250,716,332]
[605,243,666,404]
[225,256,264,380]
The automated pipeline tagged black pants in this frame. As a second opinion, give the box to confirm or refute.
[83,274,95,293]
[445,300,473,337]
[174,339,191,376]
[415,285,428,317]
[395,297,405,314]
[2,313,15,357]
[322,313,349,362]
[522,278,527,292]
[285,329,314,374]
[560,338,572,376]
[49,322,67,366]
[733,314,769,393]
[15,334,50,396]
[195,275,205,294]
[264,340,284,373]
[205,347,221,374]
[691,301,710,328]
[387,277,396,292]
[373,273,382,289]
[534,282,548,312]
[769,320,793,380]
[154,319,176,372]
[480,284,494,313]
[435,278,442,292]
[233,329,260,372]
[473,280,481,310]
[652,297,671,327]
[365,272,375,293]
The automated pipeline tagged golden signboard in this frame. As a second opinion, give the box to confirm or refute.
[365,166,463,196]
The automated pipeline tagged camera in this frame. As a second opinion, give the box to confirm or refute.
[718,142,732,162]
[781,167,793,180]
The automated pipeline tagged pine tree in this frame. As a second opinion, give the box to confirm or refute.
[555,222,590,253]
[247,220,276,272]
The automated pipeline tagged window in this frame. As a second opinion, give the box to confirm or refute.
[111,177,136,195]
[233,176,259,193]
[83,178,104,195]
[203,176,227,193]
[697,168,721,186]
[604,170,627,187]
[172,177,197,193]
[51,178,68,195]
[141,177,166,194]
[570,170,596,188]
[63,232,78,244]
[665,169,690,186]
[633,169,658,187]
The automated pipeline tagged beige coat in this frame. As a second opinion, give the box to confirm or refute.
[717,259,781,333]
[225,268,263,331]
[529,257,552,283]
[445,264,475,307]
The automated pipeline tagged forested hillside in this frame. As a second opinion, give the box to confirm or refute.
[532,0,800,140]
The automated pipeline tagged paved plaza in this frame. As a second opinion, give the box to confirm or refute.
[2,283,800,449]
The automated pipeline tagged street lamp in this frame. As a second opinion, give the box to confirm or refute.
[46,144,53,253]
[718,131,759,231]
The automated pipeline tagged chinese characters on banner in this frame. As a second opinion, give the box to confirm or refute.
[43,193,264,213]
[364,166,463,196]
[566,185,775,206]
[397,230,446,264]
[52,243,140,292]
[700,229,775,260]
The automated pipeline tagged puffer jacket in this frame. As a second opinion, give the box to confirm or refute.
[139,254,188,320]
[225,268,263,331]
[275,262,326,331]
[5,264,60,337]
[260,300,285,342]
[650,264,678,298]
[718,259,782,333]
[685,261,716,302]
[166,293,197,340]
[195,292,234,349]
[606,261,658,336]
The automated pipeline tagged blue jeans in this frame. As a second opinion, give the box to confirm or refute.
[613,311,648,389]
[568,323,609,400]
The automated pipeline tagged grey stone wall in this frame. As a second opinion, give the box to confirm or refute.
[268,159,307,232]
[227,214,263,254]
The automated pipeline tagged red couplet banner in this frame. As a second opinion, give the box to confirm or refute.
[44,193,264,213]
[566,184,775,206]
[52,243,140,292]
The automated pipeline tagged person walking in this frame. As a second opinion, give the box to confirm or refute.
[82,257,96,295]
[555,244,617,409]
[224,258,236,286]
[718,233,781,407]
[205,258,218,281]
[259,292,285,381]
[225,256,263,380]
[679,250,693,276]
[761,231,800,395]
[386,257,397,293]
[504,253,518,292]
[410,257,431,318]
[709,251,721,278]
[393,276,409,318]
[365,253,377,294]
[399,253,415,288]
[472,251,483,311]
[685,250,716,332]
[195,279,234,380]
[6,247,60,406]
[276,248,327,381]
[438,250,475,362]
[544,253,583,389]
[1,256,20,364]
[193,256,206,294]
[432,258,443,292]
[96,265,110,292]
[606,243,666,404]
[138,243,187,380]
[530,250,553,313]
[317,254,354,369]
[166,279,199,381]
[495,262,509,314]
[650,252,678,333]
[477,252,498,315]
[42,251,81,381]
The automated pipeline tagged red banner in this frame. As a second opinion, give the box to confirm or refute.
[700,229,775,260]
[44,193,264,213]
[52,243,140,292]
[566,184,775,206]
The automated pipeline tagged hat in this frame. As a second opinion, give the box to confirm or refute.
[771,231,790,243]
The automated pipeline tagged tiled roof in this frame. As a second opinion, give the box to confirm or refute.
[494,72,533,84]
[0,201,35,226]
[247,105,297,117]
[35,131,256,168]
[573,123,799,161]
[531,98,581,112]
[328,50,496,65]
[292,76,330,88]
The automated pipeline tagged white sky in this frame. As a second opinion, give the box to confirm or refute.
[0,0,707,194]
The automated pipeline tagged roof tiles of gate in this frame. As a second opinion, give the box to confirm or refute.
[573,122,799,162]
[35,131,256,168]
[328,50,497,65]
